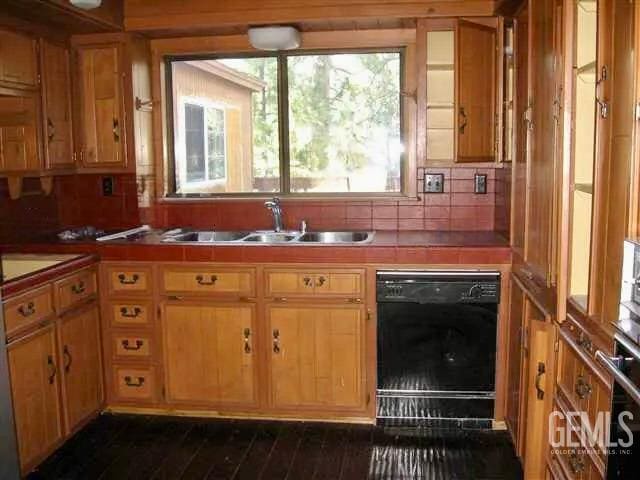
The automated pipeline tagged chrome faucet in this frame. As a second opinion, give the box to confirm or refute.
[264,197,284,232]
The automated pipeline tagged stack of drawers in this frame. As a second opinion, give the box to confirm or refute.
[101,263,158,406]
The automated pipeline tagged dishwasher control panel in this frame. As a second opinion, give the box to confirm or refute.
[376,271,500,304]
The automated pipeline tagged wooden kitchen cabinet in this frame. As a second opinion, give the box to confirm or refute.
[0,93,41,174]
[268,304,364,411]
[58,304,103,434]
[505,277,525,453]
[457,20,496,163]
[162,302,257,406]
[265,268,364,299]
[76,44,124,168]
[0,29,38,88]
[40,40,74,171]
[7,324,63,472]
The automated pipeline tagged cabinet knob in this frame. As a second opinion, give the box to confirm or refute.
[273,329,280,354]
[47,355,57,385]
[122,339,144,351]
[535,362,545,400]
[575,376,592,400]
[63,345,72,373]
[18,302,36,317]
[196,274,217,285]
[71,281,86,295]
[124,376,145,388]
[316,276,326,287]
[244,328,251,354]
[120,306,142,318]
[118,273,139,285]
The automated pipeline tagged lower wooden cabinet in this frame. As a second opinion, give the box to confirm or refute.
[7,323,63,471]
[58,305,103,433]
[162,302,257,406]
[267,304,364,411]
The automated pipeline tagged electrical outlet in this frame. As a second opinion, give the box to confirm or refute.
[424,173,445,193]
[474,174,487,194]
[102,176,115,196]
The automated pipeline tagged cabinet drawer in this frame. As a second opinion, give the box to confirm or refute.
[107,301,152,328]
[113,366,155,401]
[54,268,97,312]
[105,265,152,296]
[162,267,255,296]
[112,333,152,360]
[3,284,54,338]
[265,269,364,298]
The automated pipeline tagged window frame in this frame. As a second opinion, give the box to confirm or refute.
[178,97,228,190]
[164,48,406,198]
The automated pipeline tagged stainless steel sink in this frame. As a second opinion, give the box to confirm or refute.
[161,229,375,244]
[297,231,373,243]
[163,231,249,242]
[243,233,297,243]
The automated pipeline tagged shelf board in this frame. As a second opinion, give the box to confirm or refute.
[426,63,454,71]
[577,60,596,75]
[426,103,454,110]
[574,183,593,194]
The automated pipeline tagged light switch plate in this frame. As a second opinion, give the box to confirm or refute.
[102,176,115,196]
[474,174,487,194]
[424,173,444,193]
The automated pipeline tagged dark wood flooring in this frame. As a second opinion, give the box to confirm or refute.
[26,414,523,480]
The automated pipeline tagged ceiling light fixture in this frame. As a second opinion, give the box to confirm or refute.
[70,0,102,10]
[248,26,301,51]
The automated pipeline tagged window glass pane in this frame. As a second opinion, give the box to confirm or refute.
[287,52,402,193]
[184,103,205,183]
[171,57,280,193]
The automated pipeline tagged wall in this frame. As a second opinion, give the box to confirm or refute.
[0,174,140,242]
[144,165,500,231]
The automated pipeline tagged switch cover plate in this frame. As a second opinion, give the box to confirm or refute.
[102,176,115,196]
[424,173,445,193]
[474,174,487,194]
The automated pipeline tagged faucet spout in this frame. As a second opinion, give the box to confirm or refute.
[264,197,284,232]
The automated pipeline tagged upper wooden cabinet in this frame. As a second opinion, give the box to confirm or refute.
[457,20,496,163]
[72,33,153,173]
[0,93,41,174]
[424,18,499,164]
[0,29,38,89]
[76,44,124,168]
[40,40,74,171]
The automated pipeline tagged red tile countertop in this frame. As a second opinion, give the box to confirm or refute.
[0,230,511,266]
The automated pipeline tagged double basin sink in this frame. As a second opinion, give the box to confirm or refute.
[161,230,375,245]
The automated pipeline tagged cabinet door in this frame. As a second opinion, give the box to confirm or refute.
[59,305,103,433]
[524,0,564,286]
[268,304,363,410]
[505,278,525,454]
[78,45,124,167]
[0,30,37,87]
[0,94,41,173]
[41,41,74,170]
[457,20,496,162]
[8,324,63,471]
[162,303,256,406]
[521,301,555,480]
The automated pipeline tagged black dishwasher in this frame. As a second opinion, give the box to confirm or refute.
[376,270,500,428]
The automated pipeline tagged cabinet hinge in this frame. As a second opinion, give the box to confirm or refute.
[37,73,41,85]
[161,386,166,400]
[366,309,373,321]
[554,338,560,353]
[635,102,640,121]
[366,393,371,405]
[157,306,161,317]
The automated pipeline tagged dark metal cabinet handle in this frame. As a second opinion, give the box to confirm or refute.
[122,339,144,351]
[47,355,57,385]
[535,362,546,400]
[303,277,312,287]
[120,306,142,318]
[124,376,145,388]
[568,453,585,474]
[47,117,55,142]
[113,118,120,142]
[316,276,326,287]
[118,273,140,285]
[63,346,72,373]
[196,274,218,285]
[18,302,36,317]
[273,329,280,354]
[244,328,251,354]
[575,376,592,400]
[71,281,86,295]
[459,106,468,133]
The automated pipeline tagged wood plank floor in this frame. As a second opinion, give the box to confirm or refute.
[26,414,523,480]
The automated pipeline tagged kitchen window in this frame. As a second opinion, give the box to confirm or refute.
[166,50,403,196]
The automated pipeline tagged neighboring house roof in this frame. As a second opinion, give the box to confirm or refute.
[183,60,267,92]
